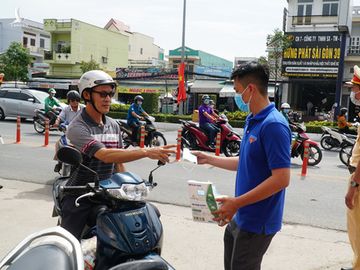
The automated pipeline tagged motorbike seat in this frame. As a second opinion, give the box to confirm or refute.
[109,259,168,270]
[117,120,131,130]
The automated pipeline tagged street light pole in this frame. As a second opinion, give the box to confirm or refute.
[179,0,186,115]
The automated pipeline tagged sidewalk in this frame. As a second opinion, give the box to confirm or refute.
[0,178,352,270]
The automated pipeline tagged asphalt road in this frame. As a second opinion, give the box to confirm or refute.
[0,119,351,231]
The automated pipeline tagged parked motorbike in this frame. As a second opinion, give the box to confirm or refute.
[52,146,174,270]
[117,116,167,148]
[290,122,322,166]
[180,114,241,157]
[33,107,62,134]
[320,126,350,150]
[339,135,355,166]
[0,226,84,270]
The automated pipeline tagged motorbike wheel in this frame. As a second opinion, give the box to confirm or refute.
[149,131,167,147]
[320,135,334,150]
[301,145,322,166]
[339,144,353,166]
[181,130,197,149]
[33,119,45,133]
[222,140,240,157]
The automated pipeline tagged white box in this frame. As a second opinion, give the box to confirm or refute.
[187,180,223,223]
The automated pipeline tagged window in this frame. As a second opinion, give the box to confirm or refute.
[30,38,35,46]
[322,0,338,16]
[0,91,7,98]
[140,48,143,55]
[40,38,45,48]
[5,91,22,100]
[128,44,131,51]
[102,56,108,64]
[297,0,313,24]
[23,37,28,47]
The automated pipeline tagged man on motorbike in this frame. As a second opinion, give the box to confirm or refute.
[127,95,149,144]
[62,70,175,239]
[54,90,84,128]
[280,102,291,123]
[337,107,355,135]
[44,88,61,125]
[198,94,220,148]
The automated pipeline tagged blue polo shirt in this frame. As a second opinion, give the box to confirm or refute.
[235,103,291,235]
[127,103,144,125]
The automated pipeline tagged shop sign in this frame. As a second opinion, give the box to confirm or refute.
[118,87,160,94]
[282,31,341,78]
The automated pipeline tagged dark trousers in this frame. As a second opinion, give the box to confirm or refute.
[129,121,141,142]
[46,111,57,125]
[224,220,275,270]
[200,122,220,145]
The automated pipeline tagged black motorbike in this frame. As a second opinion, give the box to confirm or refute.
[33,107,62,134]
[52,146,174,270]
[117,116,167,148]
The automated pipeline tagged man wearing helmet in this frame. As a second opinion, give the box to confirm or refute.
[62,70,175,239]
[127,95,149,143]
[337,107,353,134]
[198,94,219,148]
[280,103,291,123]
[44,88,61,125]
[54,90,84,128]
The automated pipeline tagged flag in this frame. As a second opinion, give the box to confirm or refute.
[177,62,186,102]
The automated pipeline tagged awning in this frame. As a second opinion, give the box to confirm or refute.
[190,80,223,94]
[219,83,235,97]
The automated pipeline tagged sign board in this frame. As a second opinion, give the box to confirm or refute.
[282,31,341,78]
[118,87,160,94]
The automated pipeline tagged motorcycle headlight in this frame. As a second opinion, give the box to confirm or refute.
[106,183,150,201]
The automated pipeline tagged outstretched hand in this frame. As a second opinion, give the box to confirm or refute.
[192,151,211,165]
[146,144,176,164]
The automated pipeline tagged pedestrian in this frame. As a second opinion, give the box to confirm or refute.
[193,61,291,270]
[62,70,175,239]
[343,65,360,270]
[307,100,313,116]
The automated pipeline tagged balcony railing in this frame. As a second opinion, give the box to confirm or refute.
[291,15,338,26]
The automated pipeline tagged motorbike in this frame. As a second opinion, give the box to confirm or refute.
[117,116,167,148]
[52,146,174,270]
[0,226,84,270]
[290,122,322,166]
[180,114,241,157]
[339,135,355,166]
[33,107,62,134]
[320,126,351,150]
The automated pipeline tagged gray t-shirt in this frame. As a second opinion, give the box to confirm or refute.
[66,109,123,185]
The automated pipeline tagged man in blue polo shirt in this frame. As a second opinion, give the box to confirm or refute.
[127,95,149,143]
[194,62,291,270]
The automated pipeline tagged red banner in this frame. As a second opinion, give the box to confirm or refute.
[177,62,186,102]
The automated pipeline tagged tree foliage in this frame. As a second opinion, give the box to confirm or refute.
[0,42,32,81]
[79,59,101,73]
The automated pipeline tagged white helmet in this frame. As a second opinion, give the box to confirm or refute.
[78,70,116,98]
[280,102,290,109]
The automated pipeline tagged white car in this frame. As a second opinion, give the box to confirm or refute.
[0,88,64,120]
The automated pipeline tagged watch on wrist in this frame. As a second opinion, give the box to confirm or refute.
[350,180,360,188]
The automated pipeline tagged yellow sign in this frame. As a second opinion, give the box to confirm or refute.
[118,87,160,94]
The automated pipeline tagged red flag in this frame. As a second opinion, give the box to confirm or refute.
[177,62,186,102]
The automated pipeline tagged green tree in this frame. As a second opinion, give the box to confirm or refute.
[264,29,291,108]
[0,42,32,81]
[79,59,100,73]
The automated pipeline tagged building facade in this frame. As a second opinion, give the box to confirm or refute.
[43,18,129,78]
[283,0,352,120]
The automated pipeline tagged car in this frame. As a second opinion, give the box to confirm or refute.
[0,88,64,120]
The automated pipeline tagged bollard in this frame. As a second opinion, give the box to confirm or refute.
[176,128,182,161]
[139,125,145,148]
[16,116,21,143]
[44,119,49,147]
[301,141,309,178]
[215,132,221,156]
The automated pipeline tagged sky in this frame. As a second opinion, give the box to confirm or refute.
[2,0,360,63]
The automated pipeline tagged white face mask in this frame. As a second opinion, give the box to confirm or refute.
[350,91,360,106]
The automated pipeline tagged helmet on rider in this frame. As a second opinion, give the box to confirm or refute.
[134,95,144,105]
[66,90,81,102]
[340,107,348,115]
[48,88,56,94]
[280,103,291,109]
[78,70,116,113]
[202,94,210,105]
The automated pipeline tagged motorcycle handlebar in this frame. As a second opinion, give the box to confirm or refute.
[60,185,92,195]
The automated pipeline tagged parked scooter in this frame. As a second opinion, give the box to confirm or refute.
[320,126,350,150]
[33,107,63,134]
[0,226,84,270]
[290,122,322,166]
[53,146,174,270]
[117,116,167,148]
[339,135,356,166]
[180,114,241,157]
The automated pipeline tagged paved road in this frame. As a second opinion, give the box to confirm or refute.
[0,119,351,231]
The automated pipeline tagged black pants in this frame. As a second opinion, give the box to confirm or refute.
[224,219,275,270]
[46,111,57,125]
[129,122,141,142]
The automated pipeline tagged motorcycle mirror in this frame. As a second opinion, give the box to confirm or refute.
[56,146,83,166]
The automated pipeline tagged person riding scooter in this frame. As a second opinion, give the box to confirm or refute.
[44,88,61,125]
[127,95,150,144]
[337,107,356,135]
[280,102,291,123]
[54,90,84,128]
[198,94,219,148]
